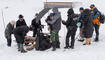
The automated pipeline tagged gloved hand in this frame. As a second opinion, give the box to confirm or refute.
[62,20,66,25]
[77,22,81,28]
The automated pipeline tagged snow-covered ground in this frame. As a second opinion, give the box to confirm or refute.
[0,0,105,60]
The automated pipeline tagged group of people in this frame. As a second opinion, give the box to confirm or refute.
[62,4,103,49]
[4,4,103,53]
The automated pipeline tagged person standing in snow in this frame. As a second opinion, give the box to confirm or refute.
[77,7,85,42]
[13,26,30,53]
[82,9,94,45]
[16,14,29,45]
[62,8,79,49]
[90,4,101,42]
[31,13,42,37]
[16,14,27,27]
[46,12,61,51]
[4,20,15,47]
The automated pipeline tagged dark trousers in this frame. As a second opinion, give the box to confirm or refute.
[33,29,37,37]
[56,40,60,48]
[65,27,77,47]
[35,28,42,50]
[7,37,11,46]
[31,29,37,46]
[94,24,100,41]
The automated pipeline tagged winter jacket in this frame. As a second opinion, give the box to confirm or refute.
[13,26,29,44]
[46,12,61,31]
[91,7,101,26]
[66,14,78,28]
[16,19,27,27]
[62,13,79,38]
[62,9,79,29]
[46,16,53,31]
[5,23,14,39]
[31,18,42,31]
[78,12,85,28]
[82,9,94,38]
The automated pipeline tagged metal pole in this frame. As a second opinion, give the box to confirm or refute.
[1,9,5,29]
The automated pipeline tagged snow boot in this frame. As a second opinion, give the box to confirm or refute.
[21,50,27,53]
[69,46,74,49]
[94,37,99,42]
[18,49,21,51]
[7,45,11,47]
[52,41,56,51]
[83,38,91,45]
[78,39,84,42]
[56,45,60,48]
[83,43,91,45]
[52,47,56,51]
[64,42,70,49]
[19,43,27,53]
[64,46,69,49]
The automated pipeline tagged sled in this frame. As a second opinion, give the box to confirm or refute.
[26,44,35,51]
[24,36,36,43]
[24,36,36,47]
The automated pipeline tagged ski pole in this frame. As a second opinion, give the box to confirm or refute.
[1,9,5,29]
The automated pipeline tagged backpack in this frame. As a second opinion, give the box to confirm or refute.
[99,12,105,24]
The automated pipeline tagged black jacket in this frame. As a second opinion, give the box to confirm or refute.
[13,26,29,44]
[16,19,27,27]
[31,18,42,31]
[62,8,79,29]
[62,14,79,29]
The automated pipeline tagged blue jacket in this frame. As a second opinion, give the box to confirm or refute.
[78,12,85,28]
[79,12,85,21]
[93,8,100,19]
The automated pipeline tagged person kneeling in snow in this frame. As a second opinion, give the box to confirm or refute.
[13,26,30,53]
[5,20,15,47]
[62,8,79,49]
[35,33,51,51]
